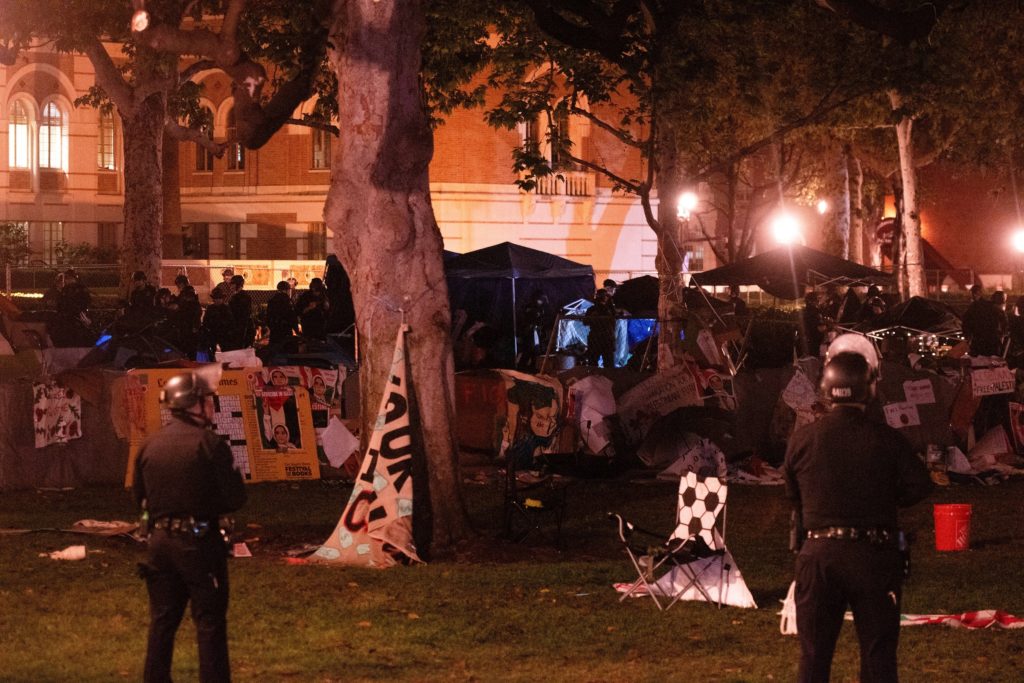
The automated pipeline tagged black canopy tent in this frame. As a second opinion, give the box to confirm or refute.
[690,245,893,299]
[445,242,595,361]
[854,296,962,338]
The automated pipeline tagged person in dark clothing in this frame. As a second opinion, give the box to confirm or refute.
[800,291,828,357]
[783,335,932,683]
[728,284,749,324]
[584,288,617,368]
[518,290,553,370]
[169,286,203,359]
[48,269,95,347]
[227,275,255,349]
[173,274,191,299]
[210,268,234,303]
[127,271,158,313]
[200,289,237,355]
[266,281,299,347]
[860,285,887,326]
[133,370,246,683]
[835,286,863,324]
[961,285,1007,356]
[323,254,356,338]
[296,278,328,341]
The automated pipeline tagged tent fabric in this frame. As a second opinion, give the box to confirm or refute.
[856,296,962,335]
[691,245,892,299]
[0,371,128,491]
[447,243,595,365]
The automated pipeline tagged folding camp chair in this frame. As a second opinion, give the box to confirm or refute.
[501,457,569,549]
[611,471,731,610]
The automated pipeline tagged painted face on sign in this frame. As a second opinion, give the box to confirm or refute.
[270,370,289,386]
[273,424,290,446]
[530,400,558,439]
[312,375,327,401]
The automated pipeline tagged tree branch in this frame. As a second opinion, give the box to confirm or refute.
[568,104,644,149]
[181,59,217,82]
[561,150,641,194]
[814,0,950,45]
[285,118,340,136]
[164,119,227,157]
[522,0,634,71]
[81,38,134,116]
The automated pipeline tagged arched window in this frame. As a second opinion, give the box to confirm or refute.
[97,109,116,170]
[8,100,32,169]
[226,107,245,171]
[195,107,214,172]
[39,101,67,171]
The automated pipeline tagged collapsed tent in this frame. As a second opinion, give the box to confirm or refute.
[855,296,962,337]
[691,245,892,299]
[446,242,595,362]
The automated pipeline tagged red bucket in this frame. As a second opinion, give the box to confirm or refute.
[934,504,972,551]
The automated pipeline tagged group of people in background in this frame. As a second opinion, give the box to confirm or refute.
[800,284,890,358]
[40,256,355,362]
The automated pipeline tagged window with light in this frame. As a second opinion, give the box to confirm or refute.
[311,128,331,169]
[226,108,245,171]
[97,110,116,170]
[195,107,214,171]
[39,102,67,171]
[9,100,31,169]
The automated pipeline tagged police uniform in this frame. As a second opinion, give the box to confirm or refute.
[133,377,246,683]
[783,337,932,683]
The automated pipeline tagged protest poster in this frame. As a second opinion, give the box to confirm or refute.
[903,379,936,405]
[884,402,922,429]
[617,365,703,443]
[971,367,1015,397]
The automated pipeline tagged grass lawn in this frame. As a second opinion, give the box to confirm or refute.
[2,471,1023,682]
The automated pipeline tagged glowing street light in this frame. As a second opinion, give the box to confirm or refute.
[677,191,699,219]
[771,212,803,246]
[131,9,150,32]
[1012,228,1024,254]
[816,199,830,215]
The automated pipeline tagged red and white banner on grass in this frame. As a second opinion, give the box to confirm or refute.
[311,327,421,567]
[899,610,1024,629]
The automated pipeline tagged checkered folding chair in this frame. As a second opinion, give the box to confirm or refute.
[610,471,729,611]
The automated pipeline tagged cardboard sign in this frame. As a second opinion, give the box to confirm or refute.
[617,365,702,443]
[903,379,936,405]
[971,367,1015,397]
[125,368,321,486]
[884,402,921,429]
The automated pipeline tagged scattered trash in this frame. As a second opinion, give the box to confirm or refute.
[231,542,252,558]
[41,545,86,561]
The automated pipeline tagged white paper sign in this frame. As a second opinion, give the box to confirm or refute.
[903,379,936,405]
[971,367,1015,397]
[782,370,818,411]
[617,365,703,443]
[884,402,921,429]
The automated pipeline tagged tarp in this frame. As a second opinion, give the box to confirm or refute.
[691,245,892,299]
[856,296,962,336]
[446,242,595,364]
[614,275,731,316]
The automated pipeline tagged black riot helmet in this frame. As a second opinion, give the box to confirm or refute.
[821,351,875,404]
[160,372,215,412]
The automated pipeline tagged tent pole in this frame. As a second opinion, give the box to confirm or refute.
[538,312,561,375]
[511,278,519,362]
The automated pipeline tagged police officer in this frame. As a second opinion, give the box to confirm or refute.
[133,371,246,683]
[783,334,932,683]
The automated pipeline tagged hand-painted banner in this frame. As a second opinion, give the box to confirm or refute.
[971,367,1014,397]
[312,328,421,567]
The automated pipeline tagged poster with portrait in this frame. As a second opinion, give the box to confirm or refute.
[124,367,320,486]
[255,365,345,464]
[495,369,564,469]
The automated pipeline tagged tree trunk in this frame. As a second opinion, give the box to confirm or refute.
[162,131,184,259]
[826,143,851,259]
[848,147,864,265]
[651,133,687,371]
[120,94,166,284]
[325,0,469,555]
[890,92,925,296]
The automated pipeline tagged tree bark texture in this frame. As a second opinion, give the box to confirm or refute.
[325,0,469,554]
[848,148,864,264]
[120,93,166,284]
[890,92,925,297]
[823,141,851,259]
[162,131,183,258]
[651,131,687,371]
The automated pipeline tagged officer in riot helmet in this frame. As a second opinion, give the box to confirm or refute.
[783,334,932,683]
[133,369,246,682]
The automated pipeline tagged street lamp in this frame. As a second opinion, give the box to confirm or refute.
[771,212,803,246]
[1012,228,1024,292]
[1012,228,1024,254]
[677,191,699,220]
[816,199,830,215]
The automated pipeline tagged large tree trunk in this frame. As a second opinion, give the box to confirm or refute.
[162,131,184,259]
[326,0,469,555]
[890,92,925,297]
[848,147,864,264]
[120,94,166,284]
[651,133,687,371]
[824,142,851,259]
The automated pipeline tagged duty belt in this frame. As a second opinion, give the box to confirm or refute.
[151,515,234,538]
[806,526,895,544]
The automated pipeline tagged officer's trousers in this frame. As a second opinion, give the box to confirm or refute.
[795,538,903,683]
[142,529,231,683]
